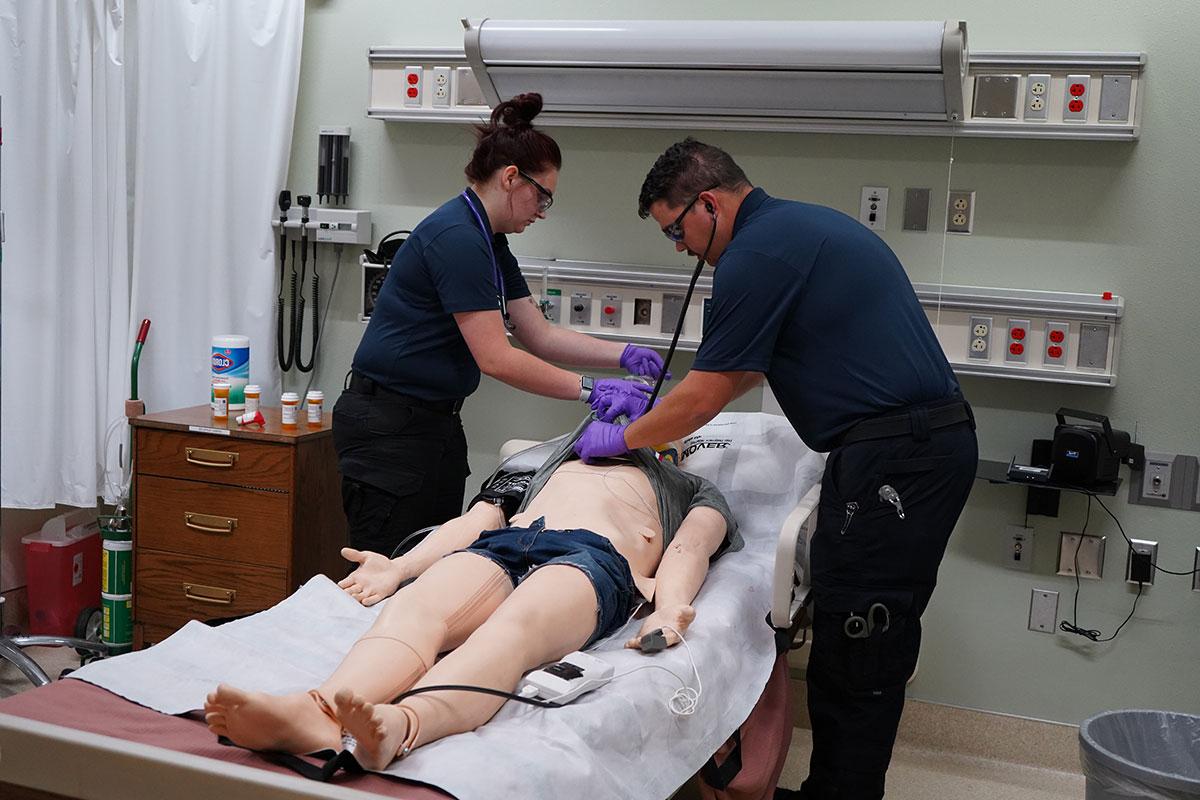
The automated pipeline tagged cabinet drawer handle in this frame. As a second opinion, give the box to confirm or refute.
[185,447,239,468]
[183,512,238,534]
[182,583,237,605]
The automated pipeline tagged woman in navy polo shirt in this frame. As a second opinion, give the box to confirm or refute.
[334,93,662,556]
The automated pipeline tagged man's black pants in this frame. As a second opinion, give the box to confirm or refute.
[332,387,470,557]
[798,406,977,799]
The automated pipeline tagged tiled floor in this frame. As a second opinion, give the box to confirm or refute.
[778,727,1085,800]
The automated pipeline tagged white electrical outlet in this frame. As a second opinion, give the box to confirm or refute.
[946,190,975,234]
[968,316,992,361]
[859,186,889,231]
[1005,318,1030,364]
[431,66,452,107]
[1141,452,1173,501]
[1044,321,1070,367]
[1028,589,1059,634]
[1057,533,1106,579]
[403,65,423,107]
[1025,73,1050,121]
[1064,74,1091,122]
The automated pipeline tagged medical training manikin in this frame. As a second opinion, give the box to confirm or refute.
[205,423,741,770]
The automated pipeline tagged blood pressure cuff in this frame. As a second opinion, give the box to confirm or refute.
[470,469,536,519]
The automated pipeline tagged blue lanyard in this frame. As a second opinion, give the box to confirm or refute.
[460,191,514,331]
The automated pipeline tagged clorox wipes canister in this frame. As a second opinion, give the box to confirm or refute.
[211,334,250,410]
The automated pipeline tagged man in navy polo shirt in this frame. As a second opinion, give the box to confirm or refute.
[576,139,978,799]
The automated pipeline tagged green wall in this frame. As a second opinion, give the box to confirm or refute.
[287,0,1200,724]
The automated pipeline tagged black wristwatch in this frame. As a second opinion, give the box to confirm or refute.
[579,375,595,403]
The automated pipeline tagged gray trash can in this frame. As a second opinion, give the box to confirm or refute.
[1080,710,1200,799]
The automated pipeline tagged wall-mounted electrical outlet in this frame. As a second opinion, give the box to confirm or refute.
[1025,73,1051,121]
[1005,318,1030,364]
[1028,589,1059,633]
[403,65,423,107]
[1006,525,1034,572]
[1057,533,1106,579]
[859,186,889,231]
[431,66,452,108]
[946,190,975,234]
[1044,321,1070,367]
[1125,539,1157,585]
[1063,74,1091,122]
[1141,452,1173,501]
[968,316,992,361]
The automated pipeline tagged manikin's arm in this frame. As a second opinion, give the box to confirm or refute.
[626,505,728,649]
[339,501,505,606]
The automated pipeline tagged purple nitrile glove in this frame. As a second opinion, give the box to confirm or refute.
[620,344,671,381]
[574,420,631,463]
[589,379,653,421]
[593,387,658,423]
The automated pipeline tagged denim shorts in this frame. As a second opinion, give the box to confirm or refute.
[458,517,639,648]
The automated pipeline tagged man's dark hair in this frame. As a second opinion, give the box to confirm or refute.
[637,138,751,218]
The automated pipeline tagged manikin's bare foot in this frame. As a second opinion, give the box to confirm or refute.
[204,684,341,754]
[334,688,411,771]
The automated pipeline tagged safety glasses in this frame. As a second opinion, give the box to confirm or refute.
[661,186,717,242]
[517,169,554,212]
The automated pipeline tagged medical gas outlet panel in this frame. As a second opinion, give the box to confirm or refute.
[518,258,713,351]
[915,284,1123,388]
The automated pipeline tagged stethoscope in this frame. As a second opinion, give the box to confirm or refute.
[460,190,516,332]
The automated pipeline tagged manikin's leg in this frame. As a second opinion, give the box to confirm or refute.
[205,552,512,753]
[336,564,598,770]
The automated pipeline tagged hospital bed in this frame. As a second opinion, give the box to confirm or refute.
[0,411,824,800]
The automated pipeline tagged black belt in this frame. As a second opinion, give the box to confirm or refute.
[347,372,465,414]
[838,399,972,446]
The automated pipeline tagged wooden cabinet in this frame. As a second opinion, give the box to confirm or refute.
[131,405,346,647]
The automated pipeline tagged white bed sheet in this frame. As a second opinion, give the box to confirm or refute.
[70,412,824,800]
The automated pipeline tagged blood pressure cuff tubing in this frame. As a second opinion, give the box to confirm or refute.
[470,470,536,520]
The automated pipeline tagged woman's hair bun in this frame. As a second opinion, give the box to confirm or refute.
[490,92,543,129]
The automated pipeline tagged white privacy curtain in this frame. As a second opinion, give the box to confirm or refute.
[128,0,302,414]
[0,1,132,508]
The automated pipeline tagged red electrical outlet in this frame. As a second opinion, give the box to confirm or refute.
[1063,74,1090,122]
[1006,318,1030,364]
[1044,321,1070,367]
[403,65,423,107]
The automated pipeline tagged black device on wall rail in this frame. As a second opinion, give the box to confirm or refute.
[1051,408,1145,486]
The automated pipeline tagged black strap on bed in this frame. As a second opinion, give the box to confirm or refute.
[218,737,363,782]
[700,728,743,790]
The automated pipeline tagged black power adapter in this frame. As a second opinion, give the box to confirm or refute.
[1129,550,1154,583]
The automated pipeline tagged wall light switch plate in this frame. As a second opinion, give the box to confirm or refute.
[1057,532,1106,579]
[859,186,889,231]
[1029,589,1059,633]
